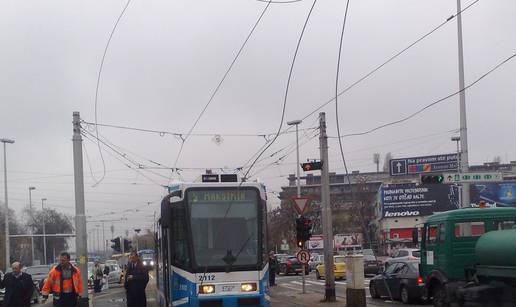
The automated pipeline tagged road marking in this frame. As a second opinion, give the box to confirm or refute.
[305,280,324,285]
[335,281,347,285]
[279,284,302,292]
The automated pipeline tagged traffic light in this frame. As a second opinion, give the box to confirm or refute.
[295,216,313,248]
[421,174,444,184]
[111,237,121,252]
[124,238,133,252]
[301,161,323,172]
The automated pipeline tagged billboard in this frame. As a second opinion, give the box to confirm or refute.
[380,183,460,217]
[471,181,516,207]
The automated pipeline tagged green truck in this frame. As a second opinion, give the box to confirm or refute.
[415,207,516,307]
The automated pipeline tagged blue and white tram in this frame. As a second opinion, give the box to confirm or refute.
[156,181,270,307]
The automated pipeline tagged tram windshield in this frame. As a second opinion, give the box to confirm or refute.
[188,189,259,268]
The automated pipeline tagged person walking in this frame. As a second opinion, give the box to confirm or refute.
[124,251,149,307]
[0,262,35,307]
[268,252,277,286]
[93,261,103,293]
[41,251,83,307]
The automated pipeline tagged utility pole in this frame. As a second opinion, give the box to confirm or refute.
[287,119,305,294]
[101,221,106,257]
[28,186,36,265]
[72,112,89,307]
[2,138,15,270]
[456,0,470,208]
[41,198,47,265]
[319,113,335,302]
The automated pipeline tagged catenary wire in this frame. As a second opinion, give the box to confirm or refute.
[300,0,480,122]
[169,0,274,176]
[240,0,318,181]
[93,0,133,187]
[333,51,516,139]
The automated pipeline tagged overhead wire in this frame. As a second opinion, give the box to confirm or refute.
[300,0,481,122]
[332,51,516,139]
[169,0,274,177]
[93,0,133,187]
[241,0,318,181]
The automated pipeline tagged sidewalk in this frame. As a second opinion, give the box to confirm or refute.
[270,285,344,306]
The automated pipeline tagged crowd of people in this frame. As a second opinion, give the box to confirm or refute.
[0,250,149,307]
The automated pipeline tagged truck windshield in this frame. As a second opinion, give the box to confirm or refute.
[188,189,259,268]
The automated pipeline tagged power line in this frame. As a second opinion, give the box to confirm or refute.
[170,0,274,174]
[242,0,319,181]
[93,0,133,187]
[333,51,516,138]
[300,0,481,122]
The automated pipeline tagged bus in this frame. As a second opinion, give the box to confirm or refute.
[155,181,270,307]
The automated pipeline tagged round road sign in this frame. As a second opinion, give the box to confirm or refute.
[296,249,310,265]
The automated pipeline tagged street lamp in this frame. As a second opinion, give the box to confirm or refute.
[29,186,36,265]
[1,138,15,270]
[41,198,47,265]
[134,228,141,251]
[287,120,302,198]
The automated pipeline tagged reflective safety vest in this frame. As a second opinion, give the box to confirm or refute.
[42,264,83,296]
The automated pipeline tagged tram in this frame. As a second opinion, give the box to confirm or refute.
[155,176,270,307]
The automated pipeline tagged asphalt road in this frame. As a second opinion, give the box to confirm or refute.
[273,271,431,307]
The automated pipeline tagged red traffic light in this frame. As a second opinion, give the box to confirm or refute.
[301,161,323,172]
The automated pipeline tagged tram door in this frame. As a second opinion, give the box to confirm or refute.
[162,227,170,307]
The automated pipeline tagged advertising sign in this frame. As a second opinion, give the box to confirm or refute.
[471,181,516,207]
[307,235,324,250]
[390,153,458,176]
[381,183,460,217]
[334,233,363,248]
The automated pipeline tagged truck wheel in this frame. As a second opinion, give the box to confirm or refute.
[316,270,321,280]
[369,281,380,299]
[400,286,411,304]
[433,285,450,307]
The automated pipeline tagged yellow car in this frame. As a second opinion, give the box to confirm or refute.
[315,256,346,280]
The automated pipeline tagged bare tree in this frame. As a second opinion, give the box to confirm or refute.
[383,152,393,172]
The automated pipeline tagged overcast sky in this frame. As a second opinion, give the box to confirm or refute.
[1,0,515,239]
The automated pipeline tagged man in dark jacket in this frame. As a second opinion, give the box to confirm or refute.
[124,251,149,307]
[0,262,35,307]
[268,252,277,286]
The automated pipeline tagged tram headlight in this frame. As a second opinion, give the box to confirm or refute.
[150,261,155,266]
[143,261,147,266]
[199,285,215,294]
[241,283,257,292]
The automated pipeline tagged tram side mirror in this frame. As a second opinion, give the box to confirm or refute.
[412,228,418,244]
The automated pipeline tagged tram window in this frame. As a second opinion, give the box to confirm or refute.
[493,220,516,230]
[171,205,190,267]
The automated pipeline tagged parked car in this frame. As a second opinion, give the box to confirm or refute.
[105,263,123,284]
[369,261,426,304]
[278,256,308,275]
[308,254,324,272]
[385,248,420,267]
[315,255,346,280]
[23,265,53,291]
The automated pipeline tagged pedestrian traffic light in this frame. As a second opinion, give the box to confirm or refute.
[124,238,133,252]
[111,237,121,252]
[301,161,323,172]
[421,174,444,184]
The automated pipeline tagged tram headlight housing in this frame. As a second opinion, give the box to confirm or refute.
[241,283,257,292]
[199,285,215,294]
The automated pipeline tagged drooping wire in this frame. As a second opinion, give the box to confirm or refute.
[300,0,481,122]
[333,51,516,139]
[93,0,133,187]
[169,0,274,179]
[241,0,318,182]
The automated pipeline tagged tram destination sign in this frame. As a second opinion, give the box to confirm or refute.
[188,190,255,203]
[390,153,458,176]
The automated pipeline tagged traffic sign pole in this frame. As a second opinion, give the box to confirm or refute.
[297,249,311,294]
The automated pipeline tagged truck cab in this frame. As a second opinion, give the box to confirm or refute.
[417,207,516,307]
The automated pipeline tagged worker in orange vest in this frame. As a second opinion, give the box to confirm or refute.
[41,252,83,307]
